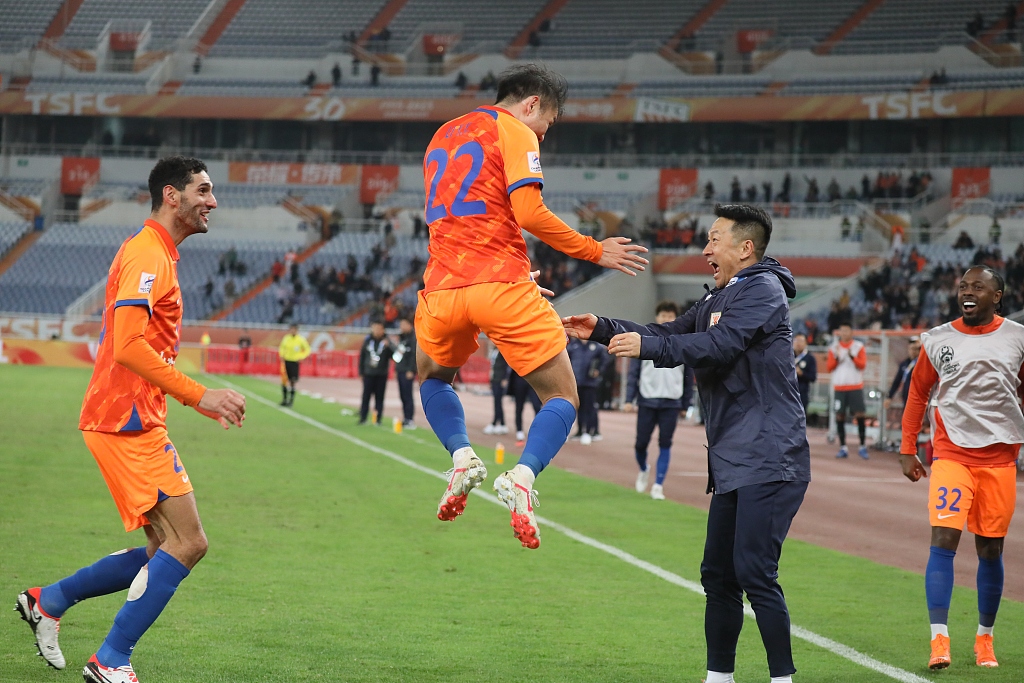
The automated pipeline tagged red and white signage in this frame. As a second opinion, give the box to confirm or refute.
[360,165,400,204]
[658,168,699,210]
[736,29,774,54]
[951,167,990,206]
[60,157,100,196]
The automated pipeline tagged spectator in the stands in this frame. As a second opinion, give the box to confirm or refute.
[454,71,468,90]
[480,71,497,91]
[953,230,975,249]
[967,11,984,37]
[827,178,842,202]
[203,277,215,304]
[804,177,819,203]
[101,130,114,146]
[271,258,285,282]
[331,63,342,87]
[840,216,852,240]
[528,30,541,48]
[193,55,202,74]
[351,53,360,76]
[303,70,317,88]
[861,174,871,200]
[762,181,773,204]
[223,278,236,302]
[745,185,757,203]
[730,177,742,202]
[703,181,715,201]
[370,64,381,86]
[412,214,426,238]
[827,299,852,333]
[778,173,792,203]
[804,318,820,345]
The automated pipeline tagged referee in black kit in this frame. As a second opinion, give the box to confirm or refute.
[563,204,810,683]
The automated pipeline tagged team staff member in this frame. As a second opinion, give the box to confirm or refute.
[394,316,418,428]
[413,63,647,548]
[568,336,607,445]
[278,323,311,406]
[624,301,694,500]
[16,157,245,683]
[359,320,394,425]
[793,332,817,414]
[564,204,810,683]
[900,267,1024,670]
[828,323,869,459]
[885,335,920,409]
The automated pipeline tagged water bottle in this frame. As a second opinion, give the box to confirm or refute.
[393,416,402,434]
[495,442,505,465]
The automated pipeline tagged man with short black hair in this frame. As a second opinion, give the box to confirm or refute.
[359,320,393,425]
[564,203,810,683]
[415,63,647,548]
[17,156,246,683]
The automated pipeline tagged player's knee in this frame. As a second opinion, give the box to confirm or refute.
[976,536,1003,561]
[930,526,960,550]
[183,531,209,565]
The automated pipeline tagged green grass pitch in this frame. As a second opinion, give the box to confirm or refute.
[1,365,1022,682]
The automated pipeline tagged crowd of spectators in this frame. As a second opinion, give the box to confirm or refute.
[810,238,1024,334]
[967,4,1018,42]
[704,170,933,207]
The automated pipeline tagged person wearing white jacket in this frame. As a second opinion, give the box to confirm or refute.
[624,302,694,499]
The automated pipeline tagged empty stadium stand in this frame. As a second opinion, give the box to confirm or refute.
[694,0,864,52]
[0,222,33,260]
[61,0,210,50]
[209,0,387,58]
[835,0,1015,53]
[533,0,702,59]
[386,0,549,54]
[0,0,66,50]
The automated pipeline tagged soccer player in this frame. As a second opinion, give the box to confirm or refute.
[279,323,311,406]
[900,266,1024,670]
[827,323,869,459]
[415,64,647,548]
[15,156,246,683]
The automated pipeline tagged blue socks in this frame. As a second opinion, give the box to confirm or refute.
[655,447,671,485]
[517,398,576,476]
[926,546,956,625]
[977,556,1003,628]
[96,549,189,668]
[420,378,472,456]
[39,547,150,618]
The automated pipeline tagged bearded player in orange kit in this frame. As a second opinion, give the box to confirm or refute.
[15,157,245,683]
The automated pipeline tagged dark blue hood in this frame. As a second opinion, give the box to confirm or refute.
[734,257,797,300]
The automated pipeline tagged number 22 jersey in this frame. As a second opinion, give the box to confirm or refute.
[421,105,545,293]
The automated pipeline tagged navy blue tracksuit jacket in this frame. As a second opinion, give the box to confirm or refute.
[592,258,811,494]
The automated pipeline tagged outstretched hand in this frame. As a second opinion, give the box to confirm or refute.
[562,313,597,340]
[899,452,927,482]
[197,388,246,428]
[598,237,648,276]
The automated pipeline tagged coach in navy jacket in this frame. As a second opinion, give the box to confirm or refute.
[563,204,810,683]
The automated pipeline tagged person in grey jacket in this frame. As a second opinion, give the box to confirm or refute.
[563,204,810,683]
[624,301,695,500]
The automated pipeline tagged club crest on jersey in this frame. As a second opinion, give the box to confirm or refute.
[937,345,960,377]
[138,272,156,294]
[526,151,542,174]
[710,311,722,326]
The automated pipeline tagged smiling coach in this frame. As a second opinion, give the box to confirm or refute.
[563,204,811,683]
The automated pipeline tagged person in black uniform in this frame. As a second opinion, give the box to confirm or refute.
[793,332,817,415]
[359,320,393,425]
[394,317,418,428]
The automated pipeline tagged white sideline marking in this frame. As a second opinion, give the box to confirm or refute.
[211,376,929,683]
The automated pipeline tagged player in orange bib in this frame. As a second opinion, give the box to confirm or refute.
[15,157,245,683]
[901,266,1024,670]
[415,64,647,548]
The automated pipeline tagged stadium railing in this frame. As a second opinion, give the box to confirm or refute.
[6,142,1024,171]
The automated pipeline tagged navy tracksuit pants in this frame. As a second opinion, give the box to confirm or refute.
[702,479,807,678]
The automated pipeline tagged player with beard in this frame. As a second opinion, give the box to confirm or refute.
[15,157,246,682]
[900,266,1024,670]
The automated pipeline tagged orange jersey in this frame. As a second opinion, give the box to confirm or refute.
[421,105,546,292]
[80,219,198,432]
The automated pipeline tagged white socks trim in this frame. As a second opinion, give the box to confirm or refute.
[930,623,949,639]
[978,625,994,636]
[705,672,735,683]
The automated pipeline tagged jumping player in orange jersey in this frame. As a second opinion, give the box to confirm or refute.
[416,64,648,548]
[900,266,1024,671]
[14,157,245,683]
